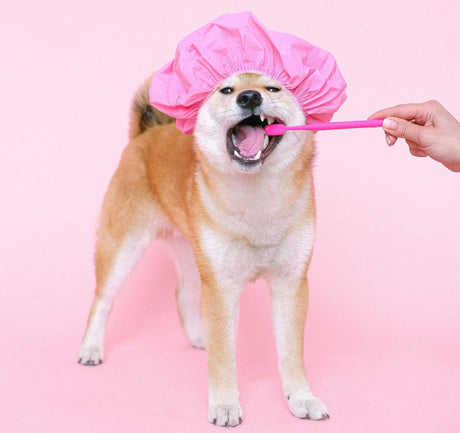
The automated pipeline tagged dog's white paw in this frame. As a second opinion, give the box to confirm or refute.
[78,345,103,366]
[208,404,243,427]
[189,333,206,350]
[184,321,206,350]
[288,395,329,420]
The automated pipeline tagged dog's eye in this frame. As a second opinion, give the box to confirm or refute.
[220,87,234,95]
[266,87,281,93]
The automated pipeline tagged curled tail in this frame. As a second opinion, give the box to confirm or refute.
[128,75,175,141]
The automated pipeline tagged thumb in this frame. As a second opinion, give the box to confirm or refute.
[382,117,424,144]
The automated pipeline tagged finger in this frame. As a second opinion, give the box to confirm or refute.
[368,102,429,123]
[385,133,397,146]
[382,117,425,144]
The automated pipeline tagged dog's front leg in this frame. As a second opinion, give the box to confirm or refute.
[269,272,329,421]
[201,270,243,427]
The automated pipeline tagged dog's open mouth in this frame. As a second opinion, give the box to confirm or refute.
[227,115,283,166]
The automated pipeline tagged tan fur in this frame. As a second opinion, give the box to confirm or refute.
[80,72,328,426]
[94,143,155,292]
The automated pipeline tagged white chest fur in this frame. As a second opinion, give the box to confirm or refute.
[197,168,315,284]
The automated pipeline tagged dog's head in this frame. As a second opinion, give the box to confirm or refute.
[194,73,311,174]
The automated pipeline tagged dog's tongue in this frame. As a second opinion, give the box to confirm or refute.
[235,126,265,158]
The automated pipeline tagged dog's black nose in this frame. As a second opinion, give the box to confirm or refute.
[236,90,262,111]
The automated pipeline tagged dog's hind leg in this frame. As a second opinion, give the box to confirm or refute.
[168,234,205,349]
[78,145,162,365]
[78,228,153,365]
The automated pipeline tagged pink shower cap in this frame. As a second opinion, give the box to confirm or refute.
[149,11,347,135]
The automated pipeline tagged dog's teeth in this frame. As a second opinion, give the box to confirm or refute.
[263,135,269,149]
[248,150,262,161]
[232,134,237,146]
[260,114,265,123]
[234,148,262,161]
[268,117,275,125]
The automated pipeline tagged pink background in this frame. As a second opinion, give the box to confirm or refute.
[1,1,459,432]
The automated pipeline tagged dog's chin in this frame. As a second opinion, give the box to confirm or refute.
[226,114,283,174]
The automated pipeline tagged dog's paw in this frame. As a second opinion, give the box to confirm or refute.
[191,338,206,350]
[189,333,205,350]
[78,345,103,366]
[208,404,243,427]
[182,316,206,350]
[288,395,329,421]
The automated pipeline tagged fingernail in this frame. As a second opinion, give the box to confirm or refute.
[383,118,397,130]
[386,134,393,146]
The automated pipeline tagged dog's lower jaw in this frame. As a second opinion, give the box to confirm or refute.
[230,158,263,174]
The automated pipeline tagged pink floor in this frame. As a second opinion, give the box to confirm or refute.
[2,1,459,432]
[2,240,459,433]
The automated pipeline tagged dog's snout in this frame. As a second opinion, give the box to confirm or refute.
[236,90,262,111]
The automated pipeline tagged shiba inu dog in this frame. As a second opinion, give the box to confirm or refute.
[78,72,329,426]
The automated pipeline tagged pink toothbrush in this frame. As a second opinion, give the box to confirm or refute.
[265,119,384,136]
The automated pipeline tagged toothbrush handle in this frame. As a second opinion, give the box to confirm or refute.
[298,119,384,131]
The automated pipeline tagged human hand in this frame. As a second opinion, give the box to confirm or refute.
[369,100,460,172]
